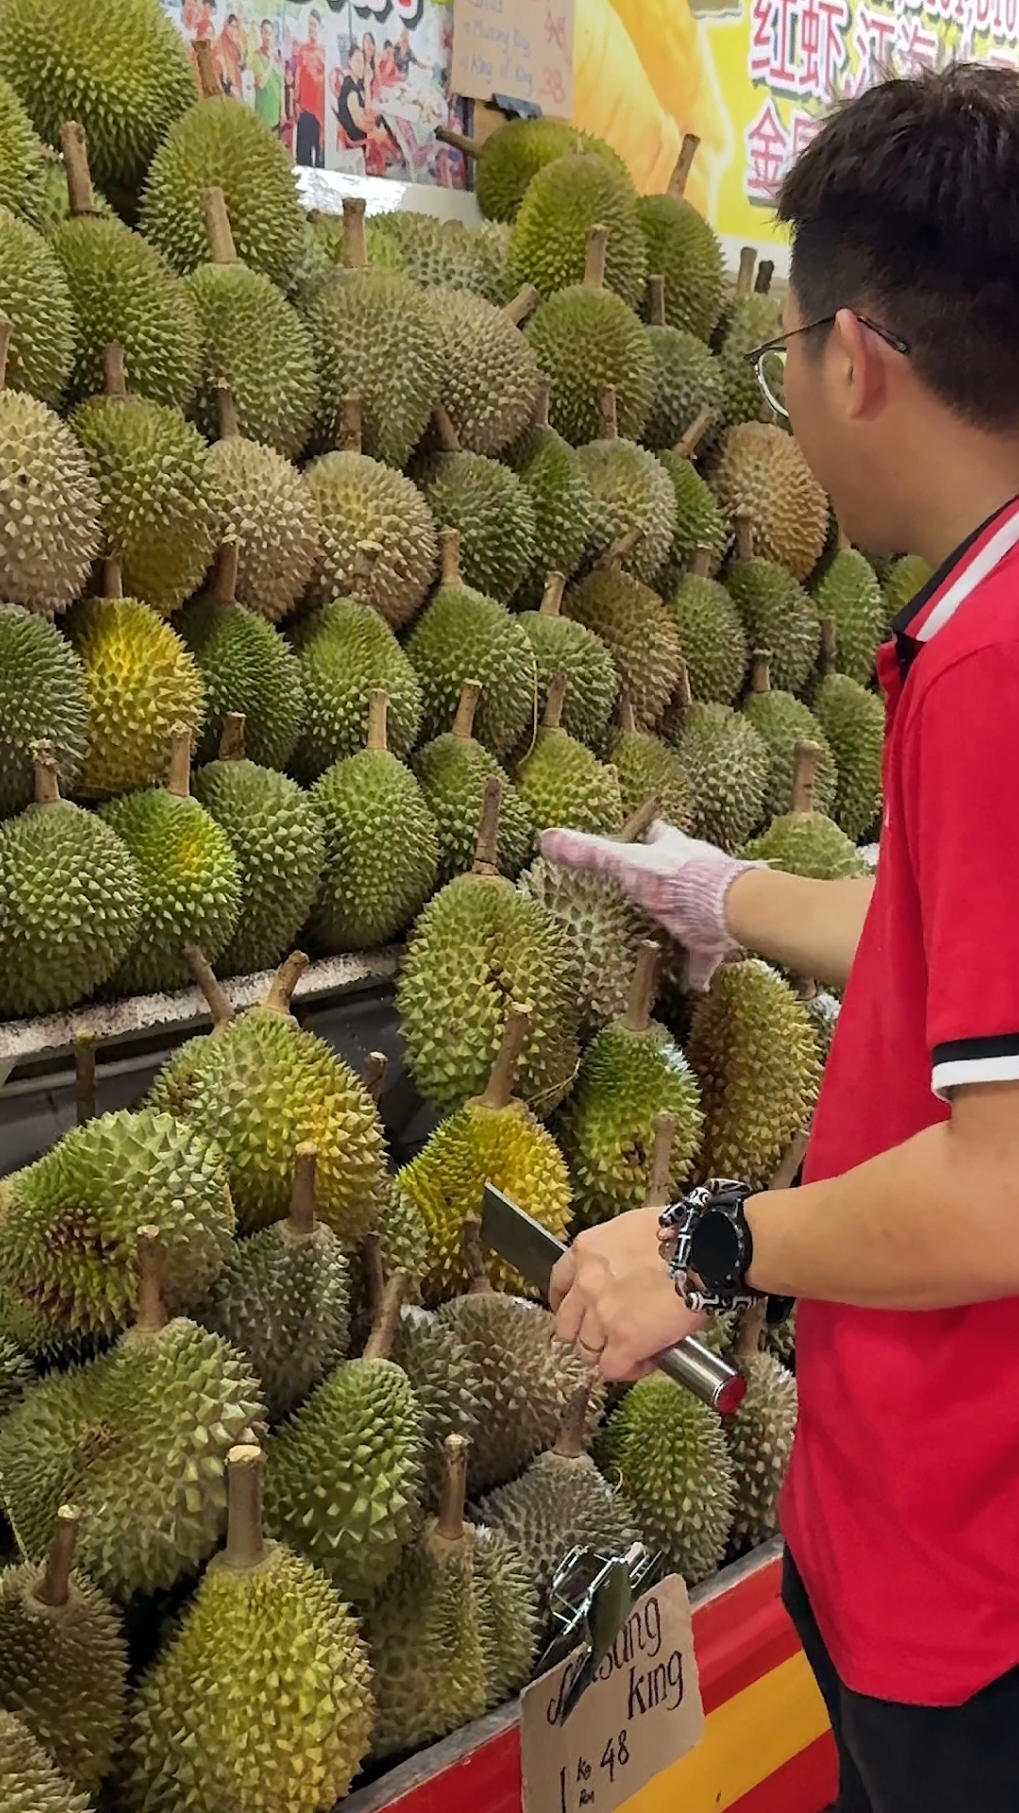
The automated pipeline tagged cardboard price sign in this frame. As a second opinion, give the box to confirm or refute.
[451,0,575,115]
[520,1575,704,1813]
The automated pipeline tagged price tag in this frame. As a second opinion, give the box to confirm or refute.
[451,0,575,115]
[519,1575,704,1813]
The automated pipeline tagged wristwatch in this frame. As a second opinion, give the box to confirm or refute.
[658,1180,794,1324]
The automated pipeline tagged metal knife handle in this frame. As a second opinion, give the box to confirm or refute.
[656,1336,745,1414]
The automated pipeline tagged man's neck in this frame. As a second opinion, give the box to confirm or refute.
[892,421,1019,570]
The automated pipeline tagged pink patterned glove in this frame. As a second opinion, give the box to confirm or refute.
[539,820,763,990]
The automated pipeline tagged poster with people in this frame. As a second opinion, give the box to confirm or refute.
[164,0,469,186]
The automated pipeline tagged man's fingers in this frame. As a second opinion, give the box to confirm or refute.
[549,1248,575,1311]
[554,1283,586,1348]
[540,829,625,876]
[574,1308,607,1364]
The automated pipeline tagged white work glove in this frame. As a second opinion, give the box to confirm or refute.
[539,820,763,990]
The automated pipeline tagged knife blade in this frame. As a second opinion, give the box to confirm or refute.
[480,1184,746,1414]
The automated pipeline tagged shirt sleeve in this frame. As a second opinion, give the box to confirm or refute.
[902,643,1019,1098]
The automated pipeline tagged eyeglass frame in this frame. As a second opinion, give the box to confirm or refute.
[746,312,911,419]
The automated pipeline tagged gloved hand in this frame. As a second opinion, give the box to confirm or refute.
[539,820,763,989]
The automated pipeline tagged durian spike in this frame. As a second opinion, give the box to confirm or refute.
[619,795,662,842]
[103,555,124,599]
[533,383,550,429]
[361,1230,386,1321]
[734,513,755,562]
[34,1506,83,1610]
[538,572,565,618]
[211,542,240,607]
[136,1227,169,1335]
[735,246,757,300]
[668,134,700,199]
[183,945,235,1027]
[215,384,241,440]
[203,186,238,265]
[643,1110,677,1209]
[261,951,309,1018]
[74,1033,97,1126]
[432,403,461,453]
[647,276,667,329]
[165,724,192,799]
[818,618,838,678]
[366,688,389,753]
[287,1143,318,1237]
[30,741,61,807]
[675,407,720,461]
[223,1445,267,1570]
[791,740,821,815]
[363,1274,410,1360]
[439,528,463,585]
[452,679,482,740]
[462,1216,494,1297]
[59,123,96,217]
[435,126,482,161]
[622,940,660,1032]
[360,1050,389,1104]
[339,395,363,453]
[617,691,637,734]
[583,225,609,292]
[435,1434,468,1542]
[103,344,128,401]
[735,1299,768,1356]
[504,284,539,327]
[218,713,247,761]
[554,1382,592,1459]
[193,38,222,99]
[479,1004,531,1110]
[542,671,568,731]
[342,197,368,269]
[472,775,503,877]
[750,649,772,694]
[754,260,775,295]
[690,545,712,578]
[598,386,619,441]
[0,317,10,391]
[351,541,381,599]
[770,1127,811,1191]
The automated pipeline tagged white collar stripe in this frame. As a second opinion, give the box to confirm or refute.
[915,501,1019,642]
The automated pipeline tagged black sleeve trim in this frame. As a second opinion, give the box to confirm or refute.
[933,1033,1019,1064]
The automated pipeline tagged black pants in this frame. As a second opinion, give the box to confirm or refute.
[296,109,323,167]
[782,1551,1019,1811]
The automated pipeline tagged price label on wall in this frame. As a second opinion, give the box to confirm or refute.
[451,0,575,115]
[519,1575,704,1813]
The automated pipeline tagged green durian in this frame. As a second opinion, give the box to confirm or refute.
[642,274,723,452]
[0,334,102,617]
[0,1337,33,1416]
[665,546,748,705]
[291,590,421,782]
[405,530,537,758]
[810,539,887,685]
[473,1522,538,1705]
[742,735,870,881]
[510,152,646,309]
[0,1711,93,1813]
[413,679,534,885]
[0,206,74,406]
[432,283,540,457]
[362,209,517,302]
[525,227,654,445]
[712,251,782,427]
[724,518,821,696]
[416,445,537,605]
[0,75,40,219]
[741,654,837,821]
[444,117,626,223]
[515,671,623,836]
[657,409,730,578]
[575,389,677,585]
[206,419,320,625]
[303,407,437,630]
[596,1371,735,1584]
[883,552,931,622]
[670,694,769,851]
[516,571,617,746]
[710,424,828,584]
[505,391,598,603]
[724,1314,798,1547]
[565,563,682,729]
[606,697,692,826]
[176,545,303,772]
[0,608,88,818]
[635,143,725,341]
[517,821,651,1037]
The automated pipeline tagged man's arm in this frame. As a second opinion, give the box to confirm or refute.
[725,870,874,987]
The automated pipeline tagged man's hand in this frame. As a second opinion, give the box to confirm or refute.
[550,1207,707,1380]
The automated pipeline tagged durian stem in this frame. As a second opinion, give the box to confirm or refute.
[835,521,851,554]
[360,1050,389,1104]
[555,1383,591,1459]
[439,528,462,585]
[364,1274,409,1360]
[59,123,96,216]
[434,127,482,160]
[479,1004,531,1109]
[74,1033,97,1127]
[452,679,482,741]
[647,276,667,328]
[597,386,619,441]
[583,225,609,292]
[675,407,719,461]
[750,650,772,694]
[218,714,247,761]
[622,941,659,1032]
[215,385,241,440]
[690,545,712,578]
[543,671,568,730]
[366,689,389,753]
[432,403,461,453]
[35,1506,82,1608]
[362,1230,386,1321]
[103,556,123,599]
[533,384,550,430]
[31,742,61,807]
[0,318,10,391]
[212,542,239,607]
[136,1227,169,1334]
[472,775,503,876]
[538,572,565,618]
[339,395,363,453]
[352,542,381,598]
[597,527,641,568]
[669,134,700,199]
[754,260,775,296]
[504,284,539,327]
[435,1434,468,1541]
[288,1144,318,1237]
[103,345,128,401]
[770,1127,811,1190]
[619,795,661,842]
[203,187,238,265]
[262,952,309,1017]
[736,1300,767,1356]
[193,38,222,99]
[223,1446,267,1569]
[734,514,755,562]
[644,1110,677,1209]
[669,660,692,734]
[342,197,368,269]
[617,692,637,734]
[791,740,821,815]
[818,618,838,677]
[735,246,757,300]
[166,724,192,798]
[462,1217,493,1295]
[184,946,235,1027]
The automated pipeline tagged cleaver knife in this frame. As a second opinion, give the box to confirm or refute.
[481,1184,746,1414]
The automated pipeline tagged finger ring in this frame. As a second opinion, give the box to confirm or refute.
[577,1337,605,1357]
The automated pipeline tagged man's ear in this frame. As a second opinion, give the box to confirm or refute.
[833,308,891,422]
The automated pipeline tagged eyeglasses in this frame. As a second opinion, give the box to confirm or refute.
[746,313,911,420]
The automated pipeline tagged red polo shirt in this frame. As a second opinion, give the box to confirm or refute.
[783,495,1019,1707]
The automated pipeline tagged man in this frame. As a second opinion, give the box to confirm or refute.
[293,9,325,167]
[546,64,1019,1813]
[252,19,283,134]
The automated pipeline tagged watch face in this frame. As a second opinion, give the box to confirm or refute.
[692,1209,744,1292]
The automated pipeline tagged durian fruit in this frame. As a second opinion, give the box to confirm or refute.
[658,407,730,579]
[0,1337,33,1416]
[97,725,241,996]
[642,273,723,453]
[0,1102,234,1345]
[413,679,534,885]
[199,1144,350,1424]
[711,424,828,583]
[515,570,617,746]
[725,514,821,697]
[0,1506,127,1790]
[0,74,41,218]
[806,620,885,841]
[810,527,887,684]
[291,563,422,781]
[668,680,770,851]
[303,395,437,627]
[361,210,517,303]
[0,318,102,615]
[263,1275,424,1599]
[66,560,205,798]
[479,1382,637,1613]
[713,249,782,428]
[635,138,725,341]
[525,225,654,446]
[604,694,692,827]
[798,975,841,1066]
[405,530,537,758]
[575,385,677,584]
[177,542,304,771]
[437,118,626,223]
[0,745,143,1021]
[301,198,442,467]
[556,954,703,1225]
[186,187,317,459]
[510,150,646,309]
[309,689,439,953]
[71,343,221,616]
[122,1443,374,1813]
[504,388,597,603]
[150,950,388,1240]
[193,713,325,979]
[205,405,320,627]
[687,959,821,1185]
[665,543,748,705]
[0,205,74,406]
[438,1225,604,1495]
[884,552,931,621]
[432,283,540,457]
[0,1711,93,1813]
[139,41,304,289]
[742,652,838,822]
[0,607,88,818]
[515,672,623,837]
[596,1368,735,1585]
[0,1227,265,1599]
[724,1304,798,1548]
[415,426,538,605]
[743,737,870,880]
[564,560,682,729]
[395,1006,574,1303]
[53,124,200,411]
[397,781,580,1116]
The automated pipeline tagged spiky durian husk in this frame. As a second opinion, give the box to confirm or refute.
[416,452,537,605]
[291,599,422,782]
[713,292,781,427]
[808,671,885,842]
[0,205,74,406]
[309,749,439,953]
[0,74,41,218]
[97,790,241,997]
[303,449,437,630]
[52,217,201,412]
[206,436,320,624]
[565,569,681,730]
[65,597,205,798]
[741,691,838,822]
[596,1373,735,1584]
[505,423,597,602]
[725,1352,798,1547]
[575,439,677,586]
[474,118,626,222]
[391,1307,482,1508]
[724,557,821,697]
[643,326,723,453]
[263,1357,423,1601]
[517,856,649,1037]
[301,264,443,466]
[515,607,618,746]
[405,581,538,759]
[811,548,887,685]
[525,285,654,446]
[556,1021,703,1225]
[665,572,748,706]
[510,155,646,309]
[346,1184,431,1347]
[635,193,725,341]
[431,286,539,457]
[0,608,88,818]
[413,734,534,886]
[672,702,769,851]
[0,1559,127,1788]
[363,1525,487,1759]
[185,262,318,459]
[177,599,303,773]
[0,392,102,615]
[710,424,828,582]
[516,727,623,837]
[0,1336,33,1415]
[606,726,692,828]
[192,758,325,978]
[473,1523,538,1703]
[883,553,931,625]
[123,1542,374,1813]
[743,809,870,882]
[656,450,730,580]
[0,1711,93,1813]
[478,1450,637,1611]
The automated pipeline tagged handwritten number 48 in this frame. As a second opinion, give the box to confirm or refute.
[601,1731,630,1781]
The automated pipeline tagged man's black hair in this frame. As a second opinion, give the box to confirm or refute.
[777,64,1019,432]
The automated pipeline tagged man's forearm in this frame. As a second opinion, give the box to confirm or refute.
[725,870,874,986]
